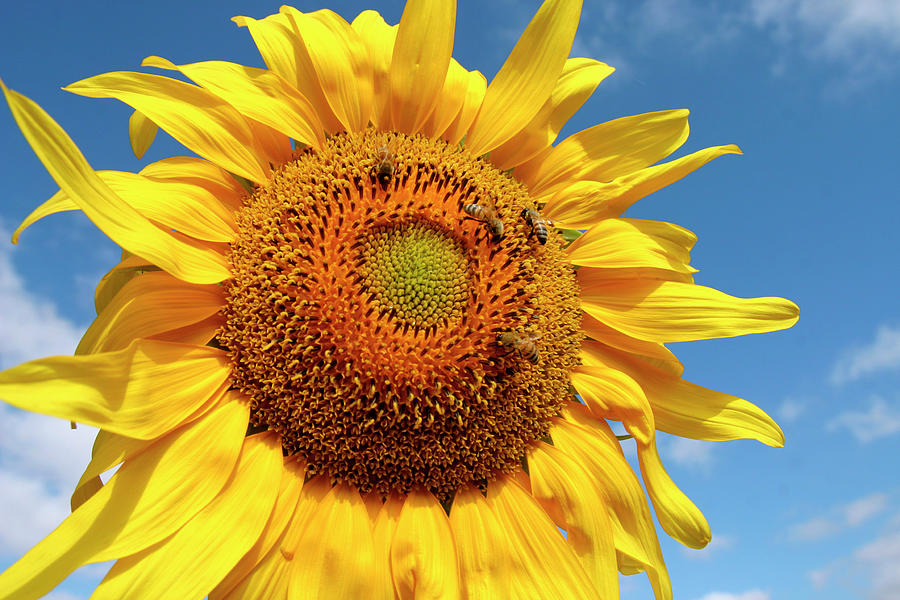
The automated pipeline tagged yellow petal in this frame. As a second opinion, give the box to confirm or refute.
[127,110,157,159]
[351,10,398,128]
[15,169,237,244]
[1,81,230,284]
[64,71,269,183]
[519,109,690,196]
[390,489,460,600]
[422,58,470,140]
[581,312,684,377]
[143,56,325,149]
[147,313,224,347]
[233,13,344,134]
[0,339,230,439]
[287,483,376,599]
[92,432,282,599]
[528,442,618,598]
[465,0,582,156]
[0,400,247,600]
[636,438,711,549]
[566,218,696,275]
[578,275,800,342]
[138,155,245,211]
[281,7,373,133]
[448,485,512,600]
[542,145,742,223]
[77,270,224,355]
[389,0,456,134]
[210,458,306,599]
[572,365,710,548]
[581,340,785,446]
[553,411,672,600]
[93,255,157,316]
[71,430,150,511]
[371,493,405,600]
[487,474,598,599]
[442,69,487,146]
[489,58,615,170]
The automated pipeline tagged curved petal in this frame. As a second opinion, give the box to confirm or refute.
[281,7,374,133]
[0,339,231,440]
[578,275,800,343]
[14,169,237,245]
[143,56,325,149]
[389,0,456,134]
[542,145,742,223]
[93,255,157,316]
[487,474,599,599]
[64,72,269,183]
[1,82,230,284]
[390,489,460,600]
[210,459,306,599]
[448,485,511,600]
[351,10,398,128]
[442,69,486,146]
[552,410,672,600]
[77,270,224,355]
[566,218,696,275]
[92,432,282,599]
[0,400,248,600]
[233,13,344,134]
[581,340,785,446]
[581,312,684,377]
[519,109,690,196]
[489,58,614,170]
[147,313,224,347]
[465,0,582,155]
[71,430,149,512]
[422,58,471,140]
[572,365,711,548]
[127,110,157,159]
[528,442,618,597]
[138,156,245,211]
[371,493,405,600]
[287,483,377,599]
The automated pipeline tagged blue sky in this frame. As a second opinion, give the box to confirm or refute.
[1,1,899,599]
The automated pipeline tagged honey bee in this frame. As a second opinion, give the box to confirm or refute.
[497,331,541,364]
[463,203,504,241]
[521,207,551,245]
[374,145,395,188]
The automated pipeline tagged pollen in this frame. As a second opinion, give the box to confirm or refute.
[218,129,582,501]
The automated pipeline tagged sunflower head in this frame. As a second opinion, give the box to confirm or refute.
[0,1,799,599]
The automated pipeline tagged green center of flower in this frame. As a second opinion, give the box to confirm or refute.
[355,222,470,328]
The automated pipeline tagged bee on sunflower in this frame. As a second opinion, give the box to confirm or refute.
[0,1,798,598]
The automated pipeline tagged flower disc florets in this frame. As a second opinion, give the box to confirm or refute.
[219,130,582,500]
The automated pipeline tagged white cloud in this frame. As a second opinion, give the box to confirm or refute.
[827,397,900,443]
[692,590,770,600]
[0,235,85,370]
[831,325,900,384]
[665,437,714,470]
[789,492,890,541]
[854,530,900,600]
[778,397,806,422]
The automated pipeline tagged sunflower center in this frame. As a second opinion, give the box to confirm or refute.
[356,222,469,328]
[219,129,582,500]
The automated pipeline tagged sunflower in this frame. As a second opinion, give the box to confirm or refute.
[0,1,798,598]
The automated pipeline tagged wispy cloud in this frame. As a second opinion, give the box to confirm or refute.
[0,230,85,370]
[692,590,770,600]
[810,525,900,599]
[789,492,889,541]
[830,325,900,385]
[664,436,715,470]
[827,396,900,443]
[778,397,807,422]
